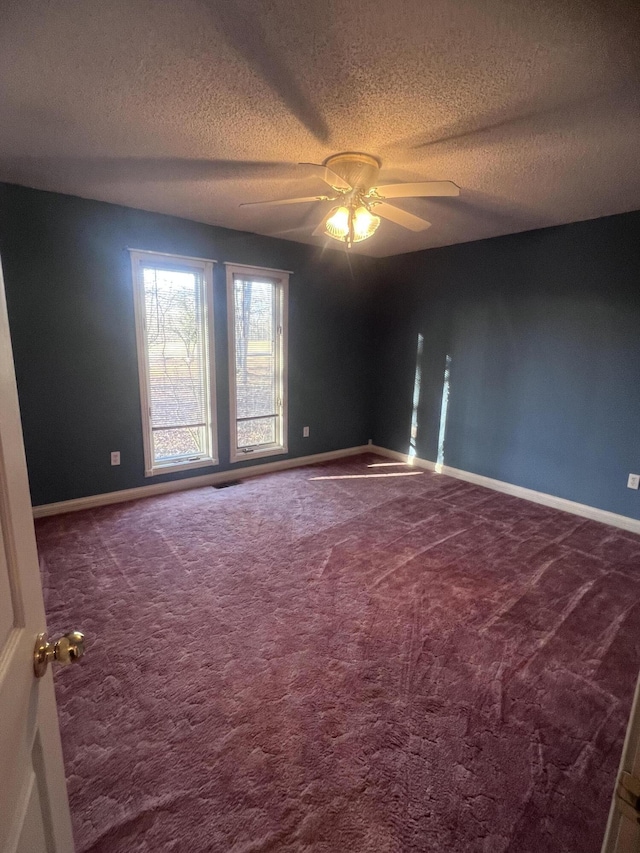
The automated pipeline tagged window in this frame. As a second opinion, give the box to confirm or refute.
[225,263,288,462]
[130,250,217,476]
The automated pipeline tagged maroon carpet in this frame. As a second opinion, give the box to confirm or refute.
[36,454,640,852]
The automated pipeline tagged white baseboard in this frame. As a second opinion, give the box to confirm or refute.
[32,445,371,518]
[369,445,640,536]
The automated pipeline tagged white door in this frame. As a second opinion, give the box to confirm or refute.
[0,256,75,852]
[602,673,640,853]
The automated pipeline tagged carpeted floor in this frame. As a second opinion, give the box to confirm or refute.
[36,454,640,853]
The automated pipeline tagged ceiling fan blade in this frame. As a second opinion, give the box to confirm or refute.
[374,181,460,199]
[299,163,352,191]
[240,195,329,208]
[373,202,431,231]
[312,216,328,237]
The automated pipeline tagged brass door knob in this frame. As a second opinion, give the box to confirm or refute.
[34,631,85,678]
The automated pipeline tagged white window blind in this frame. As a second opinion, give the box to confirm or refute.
[226,265,288,462]
[131,251,217,476]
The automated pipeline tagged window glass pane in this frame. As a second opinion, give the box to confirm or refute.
[133,251,217,474]
[237,417,276,449]
[233,279,276,421]
[228,268,286,460]
[143,266,207,433]
[153,426,206,460]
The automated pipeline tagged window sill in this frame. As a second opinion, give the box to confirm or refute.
[229,445,287,465]
[145,457,218,478]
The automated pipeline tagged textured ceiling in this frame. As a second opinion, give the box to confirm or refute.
[0,0,639,257]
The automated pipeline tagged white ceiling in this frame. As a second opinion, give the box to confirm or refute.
[0,0,639,257]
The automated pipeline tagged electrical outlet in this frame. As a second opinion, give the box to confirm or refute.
[303,426,310,438]
[111,451,121,466]
[627,473,639,490]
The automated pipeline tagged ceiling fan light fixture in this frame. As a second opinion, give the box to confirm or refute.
[324,206,351,240]
[352,205,380,242]
[324,204,380,247]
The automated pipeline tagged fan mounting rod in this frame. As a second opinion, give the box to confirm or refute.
[323,152,381,192]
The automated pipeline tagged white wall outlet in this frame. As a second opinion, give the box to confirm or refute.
[303,426,310,438]
[111,451,121,466]
[627,473,639,490]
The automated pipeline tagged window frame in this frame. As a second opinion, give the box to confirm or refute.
[225,262,289,464]
[130,249,219,477]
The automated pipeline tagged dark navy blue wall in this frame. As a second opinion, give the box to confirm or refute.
[0,184,375,506]
[3,181,639,519]
[372,211,640,519]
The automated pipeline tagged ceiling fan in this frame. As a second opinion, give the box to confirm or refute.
[240,152,459,247]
